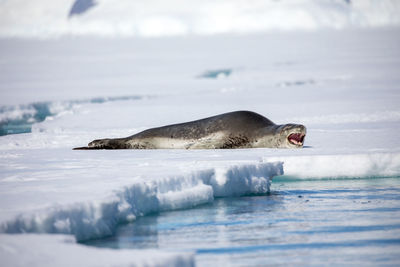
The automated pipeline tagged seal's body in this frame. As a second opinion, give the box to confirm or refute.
[74,111,306,150]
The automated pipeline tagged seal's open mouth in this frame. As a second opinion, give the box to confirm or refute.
[288,133,305,146]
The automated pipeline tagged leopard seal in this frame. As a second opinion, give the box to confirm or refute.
[73,111,306,150]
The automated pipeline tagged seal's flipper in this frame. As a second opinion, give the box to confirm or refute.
[73,146,101,150]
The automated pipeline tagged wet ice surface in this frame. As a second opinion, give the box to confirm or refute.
[85,177,400,266]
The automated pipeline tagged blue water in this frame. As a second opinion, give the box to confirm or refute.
[199,69,232,79]
[0,102,53,135]
[85,177,400,266]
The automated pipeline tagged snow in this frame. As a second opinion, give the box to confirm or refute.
[0,8,400,266]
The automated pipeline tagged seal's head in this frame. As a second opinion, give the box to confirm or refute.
[276,124,306,148]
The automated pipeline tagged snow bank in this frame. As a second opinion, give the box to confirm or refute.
[1,0,400,38]
[0,162,282,241]
[264,153,400,179]
[0,234,194,267]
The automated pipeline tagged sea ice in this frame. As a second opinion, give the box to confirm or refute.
[0,15,399,267]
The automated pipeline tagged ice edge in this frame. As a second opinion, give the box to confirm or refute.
[0,162,283,241]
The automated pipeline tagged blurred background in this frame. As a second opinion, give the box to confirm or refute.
[0,0,399,38]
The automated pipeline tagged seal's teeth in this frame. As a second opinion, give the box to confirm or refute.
[288,132,305,146]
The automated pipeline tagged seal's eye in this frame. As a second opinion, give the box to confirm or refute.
[288,133,305,146]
